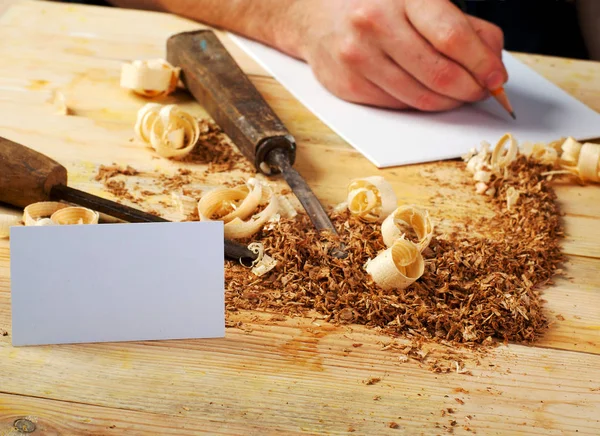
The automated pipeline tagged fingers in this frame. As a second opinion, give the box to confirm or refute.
[377,16,486,102]
[308,45,409,109]
[466,15,504,57]
[320,35,462,111]
[361,52,463,111]
[405,0,508,90]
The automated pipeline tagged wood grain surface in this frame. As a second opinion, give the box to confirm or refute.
[0,1,599,435]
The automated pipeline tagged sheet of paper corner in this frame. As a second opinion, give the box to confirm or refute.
[10,221,225,346]
[229,34,600,168]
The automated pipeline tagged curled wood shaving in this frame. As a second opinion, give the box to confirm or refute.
[134,103,200,159]
[120,59,180,98]
[246,242,277,276]
[346,176,397,222]
[0,214,21,239]
[490,133,518,171]
[521,141,559,165]
[577,142,600,182]
[23,202,68,226]
[23,202,98,226]
[381,205,433,251]
[560,137,582,166]
[365,237,425,290]
[198,178,280,239]
[50,207,99,225]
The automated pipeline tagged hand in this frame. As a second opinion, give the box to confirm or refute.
[280,0,507,110]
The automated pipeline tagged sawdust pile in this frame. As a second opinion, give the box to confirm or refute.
[226,156,564,345]
[181,119,253,173]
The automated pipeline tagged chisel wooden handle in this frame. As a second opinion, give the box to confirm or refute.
[167,30,296,173]
[0,136,68,208]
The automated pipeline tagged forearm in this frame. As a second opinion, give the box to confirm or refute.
[107,0,308,58]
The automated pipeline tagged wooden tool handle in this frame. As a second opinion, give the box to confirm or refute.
[167,30,296,173]
[0,136,67,208]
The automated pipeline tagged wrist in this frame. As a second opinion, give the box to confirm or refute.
[269,1,312,60]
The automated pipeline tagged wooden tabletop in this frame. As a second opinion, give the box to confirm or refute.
[1,1,599,434]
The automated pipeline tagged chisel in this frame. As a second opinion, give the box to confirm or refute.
[167,30,347,258]
[0,136,257,262]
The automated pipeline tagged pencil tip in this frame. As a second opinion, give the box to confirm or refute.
[510,111,516,120]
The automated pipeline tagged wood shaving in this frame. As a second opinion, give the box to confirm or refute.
[346,176,397,222]
[52,91,72,115]
[364,377,381,385]
[120,59,180,98]
[506,187,520,211]
[198,178,280,239]
[576,142,600,182]
[95,164,139,182]
[276,195,298,219]
[560,137,582,166]
[134,103,200,159]
[0,214,21,238]
[517,136,600,184]
[490,133,518,171]
[381,205,433,250]
[171,190,198,217]
[521,140,560,165]
[465,141,491,174]
[50,207,99,225]
[365,237,425,290]
[18,202,100,228]
[246,242,278,277]
[23,201,68,226]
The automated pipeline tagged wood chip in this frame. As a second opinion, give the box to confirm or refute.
[120,59,180,97]
[134,103,200,159]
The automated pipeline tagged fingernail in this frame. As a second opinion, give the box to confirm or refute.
[485,70,505,90]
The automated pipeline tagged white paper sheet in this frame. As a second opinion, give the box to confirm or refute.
[230,35,600,168]
[10,221,224,346]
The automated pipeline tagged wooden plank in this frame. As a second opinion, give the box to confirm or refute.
[1,318,600,435]
[514,53,600,116]
[0,0,268,76]
[0,393,298,436]
[0,0,19,17]
[537,255,600,353]
[1,1,600,434]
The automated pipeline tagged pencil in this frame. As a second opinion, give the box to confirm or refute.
[490,87,516,119]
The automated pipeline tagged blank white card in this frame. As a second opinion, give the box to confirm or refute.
[10,221,224,346]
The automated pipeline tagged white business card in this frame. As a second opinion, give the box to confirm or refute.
[10,221,224,346]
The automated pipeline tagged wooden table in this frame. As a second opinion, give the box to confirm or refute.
[1,1,599,434]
